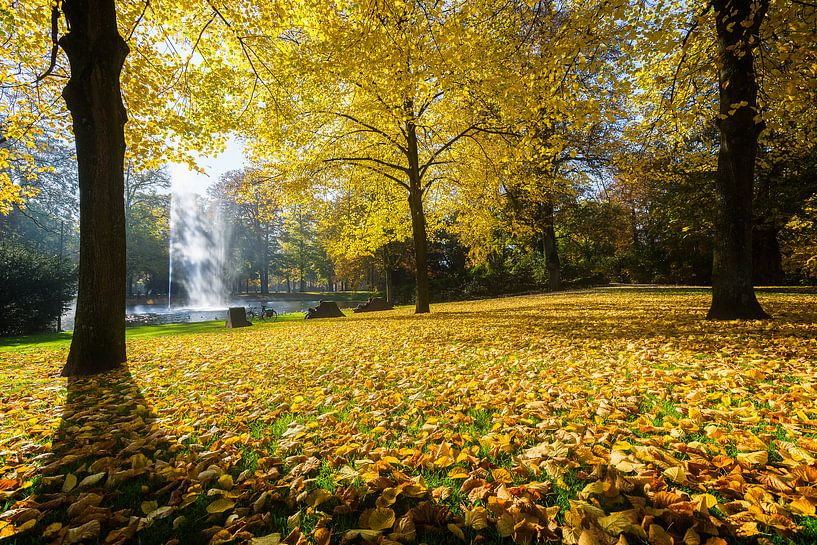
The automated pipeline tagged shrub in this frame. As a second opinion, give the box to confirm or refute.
[0,239,76,335]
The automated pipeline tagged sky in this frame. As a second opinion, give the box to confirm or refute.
[169,137,247,195]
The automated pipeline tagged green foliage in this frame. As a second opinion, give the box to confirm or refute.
[0,238,75,336]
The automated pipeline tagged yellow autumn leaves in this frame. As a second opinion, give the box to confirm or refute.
[1,288,817,544]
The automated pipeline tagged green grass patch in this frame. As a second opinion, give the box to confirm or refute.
[0,314,308,353]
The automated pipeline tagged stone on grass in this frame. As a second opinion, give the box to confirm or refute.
[305,301,345,319]
[226,307,252,328]
[352,297,394,313]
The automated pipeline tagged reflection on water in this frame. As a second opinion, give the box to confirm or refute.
[59,298,364,330]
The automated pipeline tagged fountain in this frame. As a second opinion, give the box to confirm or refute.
[168,165,231,309]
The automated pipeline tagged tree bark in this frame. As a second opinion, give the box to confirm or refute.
[382,247,393,303]
[61,0,129,376]
[406,120,430,314]
[260,228,269,295]
[707,0,770,320]
[541,198,561,292]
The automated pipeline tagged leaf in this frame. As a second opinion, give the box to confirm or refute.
[598,510,637,535]
[251,533,281,545]
[790,497,816,516]
[367,507,395,531]
[491,468,513,483]
[141,500,159,515]
[217,474,234,490]
[206,498,235,514]
[663,466,688,484]
[447,467,469,479]
[648,524,673,545]
[42,522,63,539]
[683,527,700,545]
[376,487,400,507]
[306,488,332,508]
[66,520,101,544]
[464,506,488,530]
[496,512,514,537]
[314,528,331,545]
[702,539,728,545]
[447,523,465,541]
[62,473,77,493]
[579,529,600,545]
[736,451,768,466]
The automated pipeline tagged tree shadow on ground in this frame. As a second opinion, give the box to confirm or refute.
[21,366,190,544]
[10,365,294,545]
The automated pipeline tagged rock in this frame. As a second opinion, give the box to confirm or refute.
[226,307,252,328]
[305,301,345,319]
[352,297,394,313]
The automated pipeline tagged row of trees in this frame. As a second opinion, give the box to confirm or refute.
[1,0,815,374]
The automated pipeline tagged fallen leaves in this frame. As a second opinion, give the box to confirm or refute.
[1,289,816,543]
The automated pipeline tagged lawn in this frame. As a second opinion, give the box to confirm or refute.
[0,313,306,354]
[1,288,816,545]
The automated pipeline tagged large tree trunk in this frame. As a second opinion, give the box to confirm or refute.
[541,198,561,292]
[707,0,770,320]
[61,0,129,376]
[406,120,430,314]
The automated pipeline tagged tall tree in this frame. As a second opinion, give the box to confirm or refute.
[59,0,130,375]
[247,0,522,313]
[629,0,817,318]
[706,0,770,319]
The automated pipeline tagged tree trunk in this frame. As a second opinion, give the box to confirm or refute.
[542,198,561,291]
[383,247,393,303]
[406,120,430,314]
[260,230,269,295]
[61,0,129,376]
[707,0,770,320]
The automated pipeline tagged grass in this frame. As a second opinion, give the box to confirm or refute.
[1,288,816,544]
[0,312,310,353]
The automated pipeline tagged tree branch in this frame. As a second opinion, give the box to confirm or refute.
[418,125,477,179]
[35,4,61,83]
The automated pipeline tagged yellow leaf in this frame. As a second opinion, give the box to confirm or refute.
[217,474,234,490]
[790,496,816,516]
[491,468,513,483]
[736,451,768,466]
[251,533,281,545]
[464,506,488,530]
[367,508,395,531]
[206,498,235,514]
[62,473,77,493]
[306,488,333,508]
[496,512,514,537]
[447,523,465,540]
[42,522,63,539]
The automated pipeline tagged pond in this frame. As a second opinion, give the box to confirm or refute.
[59,296,368,330]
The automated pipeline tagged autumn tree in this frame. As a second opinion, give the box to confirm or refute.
[448,0,627,292]
[245,0,532,313]
[214,169,283,295]
[629,0,817,319]
[3,0,260,374]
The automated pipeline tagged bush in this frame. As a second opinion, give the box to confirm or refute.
[0,239,76,335]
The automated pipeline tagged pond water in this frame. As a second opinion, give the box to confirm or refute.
[59,297,365,331]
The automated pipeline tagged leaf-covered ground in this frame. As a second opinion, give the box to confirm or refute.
[2,288,817,545]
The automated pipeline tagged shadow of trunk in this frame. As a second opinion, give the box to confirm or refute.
[28,366,185,544]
